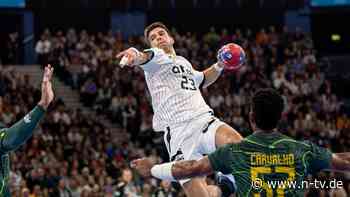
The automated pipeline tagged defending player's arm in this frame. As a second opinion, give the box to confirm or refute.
[131,144,234,180]
[307,142,350,173]
[0,65,54,153]
[131,157,214,181]
[0,106,45,152]
[331,153,350,171]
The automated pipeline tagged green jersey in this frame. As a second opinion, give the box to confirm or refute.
[208,131,332,197]
[0,106,45,197]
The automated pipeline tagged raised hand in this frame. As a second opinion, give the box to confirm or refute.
[116,47,142,67]
[38,64,54,110]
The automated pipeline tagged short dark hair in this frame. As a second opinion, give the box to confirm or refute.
[144,22,171,43]
[251,88,284,130]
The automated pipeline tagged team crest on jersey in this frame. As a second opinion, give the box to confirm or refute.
[24,114,32,123]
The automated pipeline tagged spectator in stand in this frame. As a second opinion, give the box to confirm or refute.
[115,168,138,197]
[153,180,177,197]
[35,35,51,67]
[4,32,20,65]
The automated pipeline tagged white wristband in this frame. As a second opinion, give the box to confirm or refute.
[214,63,224,73]
[129,47,141,56]
[130,47,144,65]
[151,162,176,181]
[119,47,142,67]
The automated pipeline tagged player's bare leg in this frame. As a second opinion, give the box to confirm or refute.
[183,177,221,197]
[215,124,242,147]
[214,124,242,196]
[207,185,222,197]
[181,124,241,197]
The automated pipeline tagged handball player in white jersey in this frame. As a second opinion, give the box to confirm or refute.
[116,22,242,197]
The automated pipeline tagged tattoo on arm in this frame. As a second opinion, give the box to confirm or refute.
[172,157,214,180]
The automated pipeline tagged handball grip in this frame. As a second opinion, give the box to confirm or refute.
[217,43,245,71]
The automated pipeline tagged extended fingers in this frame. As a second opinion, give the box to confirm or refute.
[43,65,54,82]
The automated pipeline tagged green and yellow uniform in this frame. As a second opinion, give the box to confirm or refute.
[208,131,332,197]
[0,106,45,197]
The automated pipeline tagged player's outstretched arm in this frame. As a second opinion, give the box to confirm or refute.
[0,65,54,152]
[116,47,153,67]
[200,43,245,88]
[331,153,350,171]
[131,156,214,181]
[132,144,234,180]
[200,62,225,88]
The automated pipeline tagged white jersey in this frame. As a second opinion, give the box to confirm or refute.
[140,48,213,131]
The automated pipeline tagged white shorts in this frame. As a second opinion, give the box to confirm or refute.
[163,112,225,185]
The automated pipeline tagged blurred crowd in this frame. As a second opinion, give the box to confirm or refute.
[0,25,348,196]
[0,65,178,197]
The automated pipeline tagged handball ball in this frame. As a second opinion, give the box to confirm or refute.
[217,43,246,71]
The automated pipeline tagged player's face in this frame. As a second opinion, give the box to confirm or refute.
[148,27,174,49]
